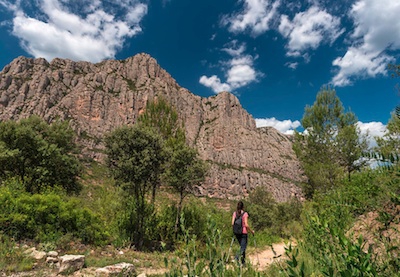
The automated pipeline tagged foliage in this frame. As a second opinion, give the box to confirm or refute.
[163,138,209,236]
[293,87,367,197]
[0,116,82,194]
[138,96,186,202]
[304,171,383,242]
[247,186,303,238]
[105,124,165,248]
[138,96,185,143]
[138,97,209,239]
[157,202,208,245]
[336,124,368,180]
[164,214,261,277]
[116,194,159,249]
[0,233,34,273]
[289,168,400,276]
[0,182,109,245]
[282,228,377,277]
[376,110,400,159]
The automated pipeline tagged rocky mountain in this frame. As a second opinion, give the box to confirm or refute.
[0,53,304,201]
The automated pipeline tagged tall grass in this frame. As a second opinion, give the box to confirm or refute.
[164,214,261,277]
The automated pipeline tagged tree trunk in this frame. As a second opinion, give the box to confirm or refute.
[174,190,184,238]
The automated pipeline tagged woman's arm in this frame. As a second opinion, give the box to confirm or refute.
[244,213,255,235]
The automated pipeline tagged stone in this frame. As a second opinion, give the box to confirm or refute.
[95,262,136,276]
[25,249,46,260]
[47,250,58,257]
[58,254,85,274]
[46,256,58,264]
[23,247,36,255]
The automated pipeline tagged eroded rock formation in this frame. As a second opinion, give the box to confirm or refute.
[0,53,304,201]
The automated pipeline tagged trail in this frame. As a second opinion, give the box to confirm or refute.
[248,241,294,271]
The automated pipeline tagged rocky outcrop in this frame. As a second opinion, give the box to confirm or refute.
[0,53,304,201]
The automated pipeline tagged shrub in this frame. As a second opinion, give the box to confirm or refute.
[247,186,303,238]
[0,185,109,245]
[0,116,82,194]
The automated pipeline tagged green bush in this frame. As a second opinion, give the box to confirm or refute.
[0,116,82,194]
[247,187,303,238]
[0,185,109,245]
[292,169,400,276]
[287,214,377,277]
[305,170,384,236]
[154,196,234,248]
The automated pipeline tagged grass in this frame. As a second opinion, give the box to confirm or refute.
[0,234,35,273]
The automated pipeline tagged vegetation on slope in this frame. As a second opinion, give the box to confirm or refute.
[1,78,400,276]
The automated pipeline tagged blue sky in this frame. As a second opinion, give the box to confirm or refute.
[1,0,399,139]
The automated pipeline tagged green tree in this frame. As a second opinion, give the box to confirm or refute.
[163,138,208,236]
[138,97,186,203]
[0,116,81,194]
[104,125,165,248]
[337,124,368,180]
[294,87,365,197]
[138,97,208,237]
[375,63,400,160]
[138,97,185,141]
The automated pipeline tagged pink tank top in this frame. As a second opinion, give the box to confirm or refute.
[233,211,248,234]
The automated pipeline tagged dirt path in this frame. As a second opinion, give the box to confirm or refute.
[248,241,293,271]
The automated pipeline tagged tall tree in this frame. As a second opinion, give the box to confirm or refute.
[294,87,366,197]
[138,97,185,202]
[0,116,81,194]
[138,97,208,236]
[376,106,400,161]
[163,138,208,236]
[104,125,165,248]
[377,64,400,160]
[336,124,368,180]
[138,97,185,142]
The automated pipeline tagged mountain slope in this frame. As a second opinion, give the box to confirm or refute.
[0,53,304,201]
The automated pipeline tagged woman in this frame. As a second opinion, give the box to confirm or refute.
[232,201,254,264]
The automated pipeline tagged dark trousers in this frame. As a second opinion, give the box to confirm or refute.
[235,233,248,264]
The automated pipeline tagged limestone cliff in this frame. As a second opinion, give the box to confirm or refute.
[0,53,304,201]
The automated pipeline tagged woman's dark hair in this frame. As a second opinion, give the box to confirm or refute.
[237,201,244,215]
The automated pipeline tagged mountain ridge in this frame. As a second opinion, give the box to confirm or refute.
[0,53,304,201]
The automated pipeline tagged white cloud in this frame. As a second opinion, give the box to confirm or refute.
[227,56,257,87]
[255,117,301,135]
[357,121,387,148]
[222,0,280,36]
[222,42,246,56]
[332,0,400,86]
[285,62,298,69]
[200,40,260,94]
[199,75,231,93]
[278,6,343,57]
[2,0,147,63]
[254,118,387,144]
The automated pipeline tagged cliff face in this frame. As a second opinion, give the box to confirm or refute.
[0,53,304,201]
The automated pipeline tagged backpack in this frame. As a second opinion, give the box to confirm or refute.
[233,212,243,235]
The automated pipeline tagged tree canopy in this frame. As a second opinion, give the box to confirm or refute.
[0,116,82,194]
[104,124,166,248]
[293,87,367,197]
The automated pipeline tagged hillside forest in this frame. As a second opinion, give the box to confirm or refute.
[0,64,400,276]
